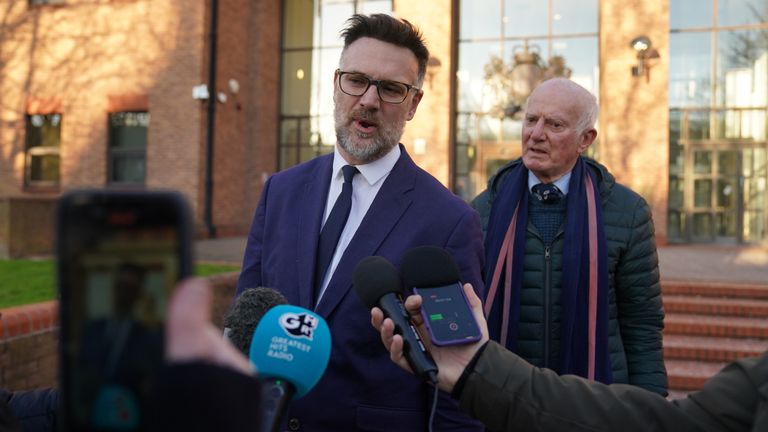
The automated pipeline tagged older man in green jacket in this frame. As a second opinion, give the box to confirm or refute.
[472,78,667,394]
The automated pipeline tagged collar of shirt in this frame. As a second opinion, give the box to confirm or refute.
[528,170,571,196]
[316,144,401,304]
[324,144,400,224]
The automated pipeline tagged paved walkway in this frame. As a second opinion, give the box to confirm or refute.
[196,236,768,285]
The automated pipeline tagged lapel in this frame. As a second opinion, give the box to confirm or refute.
[315,147,416,318]
[297,156,333,309]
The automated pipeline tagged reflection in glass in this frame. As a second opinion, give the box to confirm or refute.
[283,0,314,48]
[718,0,767,26]
[668,210,685,240]
[688,111,711,140]
[669,33,712,107]
[670,0,712,29]
[694,179,713,207]
[718,150,738,175]
[694,151,712,174]
[552,0,598,34]
[717,211,738,237]
[460,0,501,38]
[716,30,768,110]
[717,179,735,207]
[693,212,713,238]
[503,0,547,37]
[669,177,684,208]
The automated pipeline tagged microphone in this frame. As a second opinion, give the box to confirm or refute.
[223,287,288,355]
[249,305,331,432]
[352,256,438,384]
[400,246,461,288]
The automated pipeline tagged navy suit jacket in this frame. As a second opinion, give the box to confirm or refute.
[237,146,484,431]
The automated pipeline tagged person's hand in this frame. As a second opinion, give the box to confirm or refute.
[371,283,489,393]
[166,278,255,376]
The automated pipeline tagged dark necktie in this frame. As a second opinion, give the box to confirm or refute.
[532,183,564,204]
[315,165,359,298]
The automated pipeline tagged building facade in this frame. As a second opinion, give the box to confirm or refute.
[1,0,766,248]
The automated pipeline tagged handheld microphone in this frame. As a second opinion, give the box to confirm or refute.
[400,246,482,346]
[249,305,331,432]
[223,287,288,355]
[352,256,438,384]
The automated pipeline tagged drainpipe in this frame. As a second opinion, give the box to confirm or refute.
[203,0,218,238]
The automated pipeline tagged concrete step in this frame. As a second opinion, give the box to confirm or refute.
[663,334,768,362]
[662,281,768,299]
[664,313,768,338]
[662,295,768,317]
[665,359,727,392]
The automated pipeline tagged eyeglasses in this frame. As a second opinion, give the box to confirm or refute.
[336,69,420,104]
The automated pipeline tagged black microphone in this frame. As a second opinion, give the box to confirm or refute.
[223,287,288,355]
[353,256,438,384]
[400,246,461,288]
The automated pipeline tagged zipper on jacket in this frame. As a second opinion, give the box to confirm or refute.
[543,245,551,369]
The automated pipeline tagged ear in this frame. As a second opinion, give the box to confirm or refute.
[405,90,423,121]
[578,128,597,153]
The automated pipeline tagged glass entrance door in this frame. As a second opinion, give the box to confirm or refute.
[686,145,767,243]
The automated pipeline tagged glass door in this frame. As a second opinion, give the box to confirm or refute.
[686,144,767,243]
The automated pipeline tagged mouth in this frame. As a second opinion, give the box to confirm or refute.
[353,117,378,135]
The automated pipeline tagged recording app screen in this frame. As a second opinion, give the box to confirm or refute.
[63,218,179,430]
[420,284,480,344]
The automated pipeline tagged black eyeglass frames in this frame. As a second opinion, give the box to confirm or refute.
[336,69,420,104]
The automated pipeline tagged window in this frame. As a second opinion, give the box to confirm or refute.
[25,114,61,189]
[279,0,392,170]
[454,0,599,201]
[108,112,149,185]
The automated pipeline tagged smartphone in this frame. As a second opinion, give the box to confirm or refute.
[57,189,192,432]
[413,283,482,346]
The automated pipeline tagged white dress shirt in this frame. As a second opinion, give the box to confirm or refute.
[316,145,401,303]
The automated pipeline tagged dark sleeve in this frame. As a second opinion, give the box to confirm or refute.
[236,176,272,297]
[614,195,667,395]
[148,362,261,432]
[0,389,21,432]
[4,388,58,432]
[458,341,748,432]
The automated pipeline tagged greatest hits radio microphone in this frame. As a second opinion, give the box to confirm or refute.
[352,256,438,384]
[249,305,331,432]
[223,287,288,355]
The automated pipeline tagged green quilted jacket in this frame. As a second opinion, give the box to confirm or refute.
[471,157,668,395]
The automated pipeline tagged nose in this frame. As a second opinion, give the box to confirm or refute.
[528,118,546,141]
[358,83,381,109]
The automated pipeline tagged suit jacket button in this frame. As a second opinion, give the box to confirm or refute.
[288,418,301,431]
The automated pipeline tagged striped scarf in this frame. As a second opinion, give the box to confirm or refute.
[483,157,612,383]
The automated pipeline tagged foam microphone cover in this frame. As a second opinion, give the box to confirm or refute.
[400,245,461,288]
[353,255,404,308]
[249,305,331,398]
[224,287,288,355]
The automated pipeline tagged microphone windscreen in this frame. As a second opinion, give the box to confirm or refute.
[401,246,461,288]
[224,287,288,355]
[353,256,403,309]
[249,305,331,398]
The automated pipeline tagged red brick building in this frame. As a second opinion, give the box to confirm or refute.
[1,0,766,255]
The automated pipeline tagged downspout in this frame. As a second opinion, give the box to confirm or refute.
[203,0,219,238]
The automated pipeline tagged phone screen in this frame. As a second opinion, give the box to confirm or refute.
[414,283,482,346]
[57,190,191,431]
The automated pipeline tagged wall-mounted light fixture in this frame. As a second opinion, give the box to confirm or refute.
[630,35,660,81]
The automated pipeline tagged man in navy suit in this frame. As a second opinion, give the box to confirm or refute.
[236,13,484,432]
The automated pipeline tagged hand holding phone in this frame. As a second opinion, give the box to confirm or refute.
[57,189,192,431]
[400,246,482,346]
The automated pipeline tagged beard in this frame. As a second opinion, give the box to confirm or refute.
[334,106,405,163]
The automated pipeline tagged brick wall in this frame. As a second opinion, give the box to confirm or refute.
[0,272,238,392]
